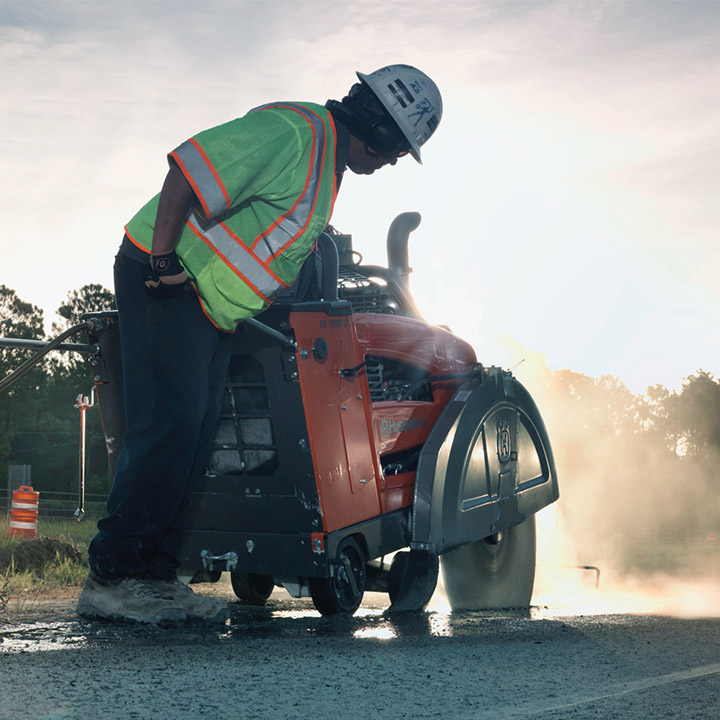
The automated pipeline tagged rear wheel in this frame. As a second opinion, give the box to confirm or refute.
[230,572,275,605]
[441,516,536,610]
[310,537,366,616]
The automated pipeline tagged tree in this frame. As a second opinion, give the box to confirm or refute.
[49,283,116,382]
[660,371,720,462]
[524,363,720,575]
[39,284,116,493]
[52,283,116,329]
[1,283,116,497]
[0,285,46,487]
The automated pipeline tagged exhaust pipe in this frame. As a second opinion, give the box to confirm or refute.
[386,212,421,291]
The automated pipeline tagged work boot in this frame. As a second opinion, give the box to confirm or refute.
[77,572,187,624]
[144,578,230,624]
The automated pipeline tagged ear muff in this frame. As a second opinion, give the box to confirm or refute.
[365,118,406,154]
[327,83,409,155]
[349,82,407,154]
[324,100,366,139]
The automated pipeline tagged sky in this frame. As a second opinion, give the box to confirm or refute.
[1,0,718,394]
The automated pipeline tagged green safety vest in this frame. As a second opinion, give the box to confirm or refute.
[125,102,340,332]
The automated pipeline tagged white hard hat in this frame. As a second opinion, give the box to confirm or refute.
[357,64,442,163]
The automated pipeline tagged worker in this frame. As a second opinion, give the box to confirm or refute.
[77,64,443,624]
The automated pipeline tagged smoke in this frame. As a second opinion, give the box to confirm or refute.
[499,338,720,617]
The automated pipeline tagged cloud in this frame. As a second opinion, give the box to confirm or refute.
[0,1,718,391]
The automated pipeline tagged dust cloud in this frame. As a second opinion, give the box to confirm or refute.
[499,339,720,618]
[533,505,720,618]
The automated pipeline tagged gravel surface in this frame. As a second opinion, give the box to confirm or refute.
[1,586,719,720]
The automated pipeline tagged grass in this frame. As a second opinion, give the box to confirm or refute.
[36,515,99,545]
[0,515,97,611]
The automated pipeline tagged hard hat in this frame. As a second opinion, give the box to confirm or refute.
[357,64,442,163]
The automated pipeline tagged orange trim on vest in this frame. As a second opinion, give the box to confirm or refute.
[215,219,289,287]
[326,113,340,215]
[187,220,273,303]
[286,104,329,253]
[123,227,152,254]
[249,104,323,255]
[169,149,212,220]
[188,138,232,212]
[189,283,233,333]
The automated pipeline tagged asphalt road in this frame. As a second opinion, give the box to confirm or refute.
[1,587,719,720]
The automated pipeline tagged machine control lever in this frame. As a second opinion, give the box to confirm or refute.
[246,318,297,351]
[340,361,366,378]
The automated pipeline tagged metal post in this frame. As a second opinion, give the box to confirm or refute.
[74,389,95,521]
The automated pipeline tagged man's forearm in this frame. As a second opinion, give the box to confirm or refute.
[151,165,196,255]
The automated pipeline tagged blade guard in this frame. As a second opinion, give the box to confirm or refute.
[411,369,558,555]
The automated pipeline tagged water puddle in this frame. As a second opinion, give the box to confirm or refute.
[0,598,546,654]
[0,620,93,653]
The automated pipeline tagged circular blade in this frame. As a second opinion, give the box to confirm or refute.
[441,515,536,610]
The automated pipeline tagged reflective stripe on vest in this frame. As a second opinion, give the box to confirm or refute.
[184,103,331,303]
[187,213,286,301]
[172,138,232,219]
[247,103,328,263]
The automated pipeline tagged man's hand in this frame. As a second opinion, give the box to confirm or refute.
[144,164,196,299]
[145,251,188,299]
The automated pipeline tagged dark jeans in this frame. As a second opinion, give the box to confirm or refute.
[88,253,233,580]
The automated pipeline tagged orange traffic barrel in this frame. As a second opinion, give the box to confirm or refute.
[8,485,39,538]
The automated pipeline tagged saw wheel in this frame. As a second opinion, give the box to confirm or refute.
[441,515,536,610]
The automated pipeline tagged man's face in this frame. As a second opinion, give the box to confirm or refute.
[346,135,407,175]
[348,152,398,175]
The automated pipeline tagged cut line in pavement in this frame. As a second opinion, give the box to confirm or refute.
[471,662,720,719]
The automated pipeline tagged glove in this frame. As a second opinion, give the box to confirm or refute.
[144,251,188,299]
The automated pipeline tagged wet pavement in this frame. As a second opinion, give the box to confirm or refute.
[2,590,720,719]
[0,593,536,652]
